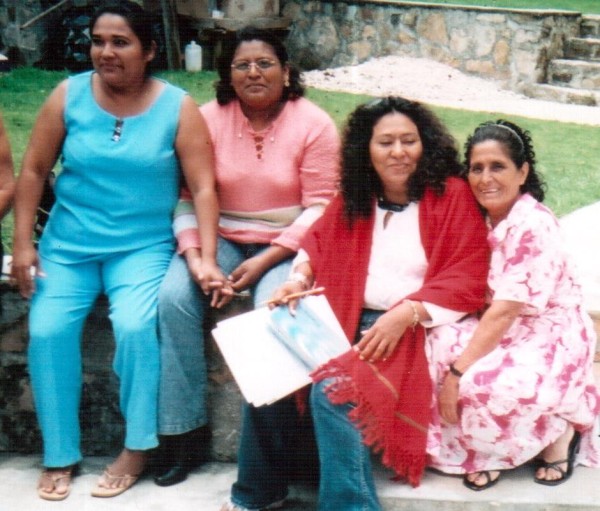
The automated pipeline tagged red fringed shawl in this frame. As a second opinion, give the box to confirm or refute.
[305,178,489,487]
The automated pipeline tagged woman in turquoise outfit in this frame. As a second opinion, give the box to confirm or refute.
[11,1,223,501]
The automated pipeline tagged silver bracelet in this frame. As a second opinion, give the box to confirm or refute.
[286,272,310,290]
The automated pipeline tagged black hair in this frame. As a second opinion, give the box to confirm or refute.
[89,1,155,53]
[464,119,545,202]
[214,26,304,105]
[341,96,462,222]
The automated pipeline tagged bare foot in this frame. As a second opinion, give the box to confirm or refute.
[535,424,574,483]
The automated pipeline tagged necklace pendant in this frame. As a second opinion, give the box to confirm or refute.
[377,197,409,213]
[112,118,124,142]
[383,210,393,229]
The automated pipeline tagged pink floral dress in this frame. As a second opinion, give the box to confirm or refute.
[426,193,600,473]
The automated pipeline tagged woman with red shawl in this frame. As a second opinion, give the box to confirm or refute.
[271,97,489,510]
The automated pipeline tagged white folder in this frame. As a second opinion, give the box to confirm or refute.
[212,295,350,407]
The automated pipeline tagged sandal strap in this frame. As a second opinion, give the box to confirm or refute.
[101,468,140,485]
[38,468,73,487]
[539,459,568,476]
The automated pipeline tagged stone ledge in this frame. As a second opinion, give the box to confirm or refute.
[2,284,598,460]
[0,288,249,461]
[356,1,582,16]
[3,454,600,510]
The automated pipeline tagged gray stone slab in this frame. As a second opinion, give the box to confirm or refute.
[3,453,600,511]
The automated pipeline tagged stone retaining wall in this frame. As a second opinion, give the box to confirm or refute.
[0,1,585,95]
[0,288,245,461]
[0,1,586,95]
[281,1,581,94]
[1,284,599,458]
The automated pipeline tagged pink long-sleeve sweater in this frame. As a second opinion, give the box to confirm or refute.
[175,97,340,253]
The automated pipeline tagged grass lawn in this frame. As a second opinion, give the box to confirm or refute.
[405,0,600,14]
[1,67,599,251]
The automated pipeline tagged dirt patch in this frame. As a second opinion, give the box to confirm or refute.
[303,56,600,126]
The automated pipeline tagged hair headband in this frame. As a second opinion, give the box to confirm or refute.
[493,123,524,150]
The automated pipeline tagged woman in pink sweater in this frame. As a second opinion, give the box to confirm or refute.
[154,27,340,504]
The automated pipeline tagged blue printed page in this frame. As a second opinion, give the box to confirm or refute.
[268,295,350,371]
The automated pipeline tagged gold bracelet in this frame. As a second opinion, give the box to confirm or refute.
[404,299,419,329]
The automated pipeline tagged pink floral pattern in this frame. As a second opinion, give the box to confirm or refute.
[426,194,600,473]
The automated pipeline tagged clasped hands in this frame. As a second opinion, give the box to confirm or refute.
[189,253,270,308]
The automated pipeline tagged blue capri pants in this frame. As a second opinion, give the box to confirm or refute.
[28,242,172,468]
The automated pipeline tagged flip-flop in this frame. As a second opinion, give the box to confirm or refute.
[91,468,140,498]
[534,430,581,486]
[37,466,76,501]
[463,470,501,491]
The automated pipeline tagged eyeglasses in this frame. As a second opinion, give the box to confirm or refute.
[231,59,278,73]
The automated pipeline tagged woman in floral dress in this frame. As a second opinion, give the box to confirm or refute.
[426,120,600,490]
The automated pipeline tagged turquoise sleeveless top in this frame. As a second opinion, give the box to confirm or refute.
[40,71,186,262]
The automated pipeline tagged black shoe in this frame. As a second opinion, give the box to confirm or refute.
[153,425,211,487]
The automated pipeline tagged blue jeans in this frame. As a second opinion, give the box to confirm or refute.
[230,397,306,509]
[310,310,383,511]
[157,238,292,434]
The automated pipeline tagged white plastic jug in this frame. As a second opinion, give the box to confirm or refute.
[185,41,202,72]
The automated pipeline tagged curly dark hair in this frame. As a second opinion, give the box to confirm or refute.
[214,26,304,105]
[341,96,462,222]
[464,119,545,202]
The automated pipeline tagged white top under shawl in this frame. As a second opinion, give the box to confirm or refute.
[294,202,466,327]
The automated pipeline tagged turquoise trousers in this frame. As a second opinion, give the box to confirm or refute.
[28,242,172,468]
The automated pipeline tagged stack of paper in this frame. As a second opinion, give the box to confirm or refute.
[212,295,350,406]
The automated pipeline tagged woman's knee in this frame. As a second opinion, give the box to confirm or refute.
[112,306,158,341]
[28,306,84,345]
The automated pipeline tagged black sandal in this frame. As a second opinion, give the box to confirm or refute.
[534,431,581,486]
[463,470,501,491]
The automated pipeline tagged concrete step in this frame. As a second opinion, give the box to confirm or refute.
[581,15,600,39]
[547,59,600,90]
[2,454,600,511]
[565,37,600,62]
[523,83,599,107]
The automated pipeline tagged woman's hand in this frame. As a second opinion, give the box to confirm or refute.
[199,259,233,308]
[438,372,461,424]
[228,253,270,292]
[435,299,524,424]
[354,303,413,363]
[268,280,306,313]
[184,248,231,308]
[11,241,42,298]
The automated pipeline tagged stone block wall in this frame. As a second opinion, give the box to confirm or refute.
[0,0,55,65]
[0,287,244,461]
[0,1,585,94]
[280,1,582,94]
